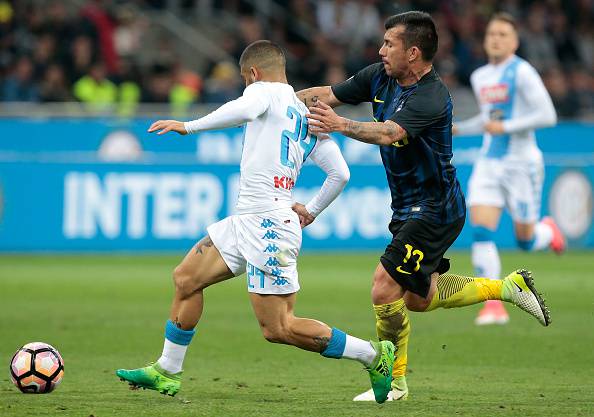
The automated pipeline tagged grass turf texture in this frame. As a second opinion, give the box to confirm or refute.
[1,251,592,417]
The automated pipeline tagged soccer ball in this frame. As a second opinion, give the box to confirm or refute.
[9,342,64,393]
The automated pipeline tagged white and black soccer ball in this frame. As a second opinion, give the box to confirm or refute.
[9,342,64,393]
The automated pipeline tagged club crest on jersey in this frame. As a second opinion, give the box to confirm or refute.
[480,84,509,104]
[274,176,295,190]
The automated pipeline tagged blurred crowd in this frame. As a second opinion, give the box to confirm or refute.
[1,0,593,119]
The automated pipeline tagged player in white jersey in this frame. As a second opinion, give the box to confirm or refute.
[116,40,395,403]
[454,13,565,325]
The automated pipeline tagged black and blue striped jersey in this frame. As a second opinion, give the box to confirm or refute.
[332,63,465,225]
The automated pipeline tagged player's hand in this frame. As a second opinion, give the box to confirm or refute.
[484,120,505,135]
[148,120,188,135]
[292,202,315,228]
[306,100,347,134]
[452,124,459,135]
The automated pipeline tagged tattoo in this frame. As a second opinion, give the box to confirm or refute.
[173,318,183,328]
[313,336,331,352]
[195,235,214,254]
[344,119,404,145]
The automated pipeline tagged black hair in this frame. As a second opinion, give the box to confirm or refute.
[239,40,286,69]
[384,11,438,62]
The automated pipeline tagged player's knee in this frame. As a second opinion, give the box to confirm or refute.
[260,324,289,344]
[172,266,205,299]
[403,295,430,312]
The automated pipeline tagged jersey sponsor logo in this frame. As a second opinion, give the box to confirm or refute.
[373,96,385,103]
[273,176,295,190]
[262,230,280,240]
[263,243,280,253]
[479,84,510,104]
[265,256,281,267]
[260,219,275,228]
[272,277,290,286]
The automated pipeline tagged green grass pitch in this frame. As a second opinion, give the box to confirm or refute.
[1,251,593,417]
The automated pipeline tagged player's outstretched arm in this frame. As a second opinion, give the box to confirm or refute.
[307,100,407,146]
[293,139,349,228]
[297,86,343,109]
[149,84,270,136]
[453,114,484,136]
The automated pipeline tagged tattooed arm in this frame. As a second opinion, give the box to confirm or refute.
[296,86,343,108]
[307,100,407,146]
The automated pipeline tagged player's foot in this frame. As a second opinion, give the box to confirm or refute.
[542,216,566,254]
[502,269,551,326]
[475,300,509,325]
[365,340,395,403]
[116,363,181,396]
[353,375,409,401]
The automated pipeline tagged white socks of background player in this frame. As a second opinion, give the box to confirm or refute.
[530,221,554,251]
[157,320,195,374]
[320,328,377,366]
[472,226,501,280]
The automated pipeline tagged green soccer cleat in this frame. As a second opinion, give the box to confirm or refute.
[116,363,181,396]
[366,340,395,403]
[502,269,551,326]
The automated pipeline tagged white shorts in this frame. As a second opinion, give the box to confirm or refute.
[467,158,544,223]
[206,208,302,295]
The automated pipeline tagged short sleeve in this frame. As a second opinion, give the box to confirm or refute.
[389,91,444,137]
[331,63,383,105]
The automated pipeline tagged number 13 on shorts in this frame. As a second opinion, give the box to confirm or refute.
[396,244,424,275]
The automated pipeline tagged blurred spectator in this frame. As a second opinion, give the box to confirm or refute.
[73,61,117,111]
[39,63,72,102]
[569,67,594,118]
[1,56,38,101]
[543,67,580,119]
[143,63,173,103]
[170,62,202,116]
[0,0,591,120]
[202,61,241,103]
[519,4,558,72]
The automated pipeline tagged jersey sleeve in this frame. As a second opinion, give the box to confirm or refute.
[389,90,445,138]
[502,64,557,133]
[331,63,382,105]
[184,82,271,133]
[304,139,350,217]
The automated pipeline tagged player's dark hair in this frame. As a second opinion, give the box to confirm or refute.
[239,40,286,70]
[384,11,438,62]
[489,12,518,31]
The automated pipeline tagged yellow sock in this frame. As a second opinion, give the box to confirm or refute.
[426,273,503,311]
[374,299,410,379]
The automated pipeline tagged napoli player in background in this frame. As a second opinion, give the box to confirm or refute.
[297,11,551,402]
[115,40,396,404]
[454,13,564,326]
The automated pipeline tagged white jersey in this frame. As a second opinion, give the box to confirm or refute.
[184,80,349,217]
[456,55,557,162]
[235,82,317,214]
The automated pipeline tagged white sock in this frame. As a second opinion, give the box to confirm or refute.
[157,339,188,374]
[472,241,501,280]
[341,335,377,367]
[532,221,554,251]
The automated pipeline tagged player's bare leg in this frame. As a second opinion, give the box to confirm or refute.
[169,235,234,330]
[116,235,234,396]
[470,205,508,325]
[250,292,395,403]
[514,219,565,254]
